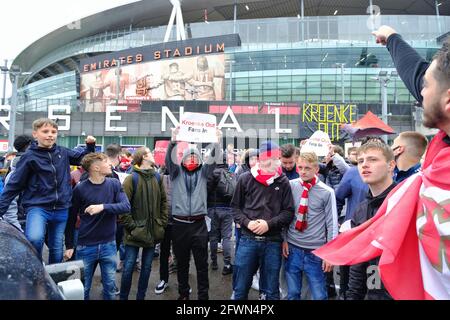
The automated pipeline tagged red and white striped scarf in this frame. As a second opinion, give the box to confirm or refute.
[295,176,318,232]
[251,163,282,186]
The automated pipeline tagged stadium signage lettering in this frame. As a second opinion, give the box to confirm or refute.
[0,104,290,135]
[80,34,240,73]
[82,43,225,72]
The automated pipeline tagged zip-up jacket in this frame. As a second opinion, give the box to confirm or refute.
[231,171,295,238]
[0,141,95,216]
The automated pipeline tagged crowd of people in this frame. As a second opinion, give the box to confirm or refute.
[0,25,449,300]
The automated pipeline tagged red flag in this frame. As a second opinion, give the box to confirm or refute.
[313,137,450,300]
[153,140,170,166]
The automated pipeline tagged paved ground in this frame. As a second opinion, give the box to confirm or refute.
[89,248,261,300]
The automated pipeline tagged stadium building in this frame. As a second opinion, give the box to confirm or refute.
[2,0,450,150]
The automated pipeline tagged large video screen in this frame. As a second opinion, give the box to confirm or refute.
[80,53,226,112]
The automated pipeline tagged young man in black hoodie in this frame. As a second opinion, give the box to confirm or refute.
[231,141,295,300]
[346,140,396,300]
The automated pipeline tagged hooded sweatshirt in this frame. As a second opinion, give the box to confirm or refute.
[165,142,217,218]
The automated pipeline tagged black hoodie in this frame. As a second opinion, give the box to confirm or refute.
[347,182,397,300]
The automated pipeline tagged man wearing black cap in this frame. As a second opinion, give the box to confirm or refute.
[231,140,295,300]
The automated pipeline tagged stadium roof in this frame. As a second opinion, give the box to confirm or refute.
[14,0,450,84]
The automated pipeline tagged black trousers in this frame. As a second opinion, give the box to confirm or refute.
[159,223,173,282]
[172,219,209,300]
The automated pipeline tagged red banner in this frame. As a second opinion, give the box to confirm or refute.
[154,140,170,166]
[209,103,300,115]
[154,140,191,166]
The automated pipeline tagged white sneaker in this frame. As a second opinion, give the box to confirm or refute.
[154,280,168,294]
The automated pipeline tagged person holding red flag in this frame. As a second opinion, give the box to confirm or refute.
[314,26,450,300]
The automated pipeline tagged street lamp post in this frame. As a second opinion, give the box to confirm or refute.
[8,68,19,153]
[371,71,390,143]
[1,59,7,105]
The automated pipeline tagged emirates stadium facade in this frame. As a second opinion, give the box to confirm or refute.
[3,0,450,150]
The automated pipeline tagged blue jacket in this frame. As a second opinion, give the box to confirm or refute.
[0,141,95,215]
[335,166,369,222]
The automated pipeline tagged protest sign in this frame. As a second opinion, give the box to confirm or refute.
[300,130,331,157]
[177,112,217,143]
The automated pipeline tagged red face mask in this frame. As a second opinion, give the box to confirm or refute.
[184,162,199,171]
[183,155,199,171]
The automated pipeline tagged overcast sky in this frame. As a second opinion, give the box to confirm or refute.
[0,0,139,97]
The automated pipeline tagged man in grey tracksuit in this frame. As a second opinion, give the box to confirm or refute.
[165,127,221,300]
[283,152,338,300]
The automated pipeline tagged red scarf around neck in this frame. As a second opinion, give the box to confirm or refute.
[251,164,282,186]
[295,176,318,232]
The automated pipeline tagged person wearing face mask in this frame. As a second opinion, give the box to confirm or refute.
[231,141,295,300]
[390,131,428,184]
[165,126,221,300]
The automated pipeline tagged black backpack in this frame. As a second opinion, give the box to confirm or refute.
[215,169,237,201]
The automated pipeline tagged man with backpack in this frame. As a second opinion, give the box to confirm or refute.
[119,146,168,300]
[207,151,237,275]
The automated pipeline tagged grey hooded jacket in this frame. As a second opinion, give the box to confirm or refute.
[165,142,217,218]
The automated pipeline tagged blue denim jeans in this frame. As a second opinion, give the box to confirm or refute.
[284,243,327,300]
[77,240,117,300]
[233,236,282,300]
[25,207,68,264]
[120,245,155,300]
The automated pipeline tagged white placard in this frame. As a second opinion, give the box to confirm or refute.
[0,141,9,152]
[300,130,331,157]
[177,112,217,143]
[116,172,130,185]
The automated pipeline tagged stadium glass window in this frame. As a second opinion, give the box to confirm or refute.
[365,95,380,102]
[321,95,337,102]
[306,75,321,82]
[235,78,248,85]
[250,90,263,96]
[277,89,292,95]
[263,96,277,102]
[292,75,306,81]
[235,84,249,91]
[292,95,306,101]
[322,88,336,95]
[263,90,277,95]
[278,96,292,101]
[350,95,366,102]
[249,77,263,84]
[278,75,291,82]
[235,92,249,99]
[307,95,321,102]
[307,88,321,95]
